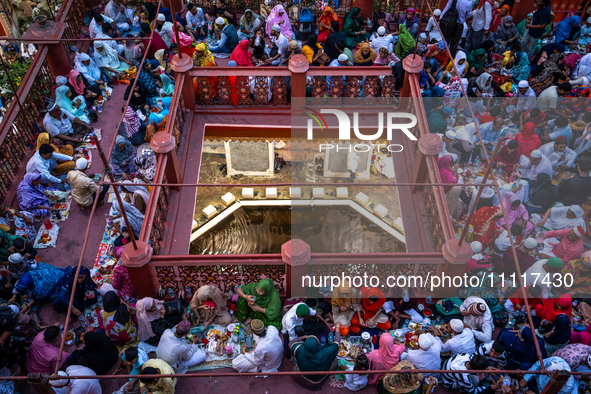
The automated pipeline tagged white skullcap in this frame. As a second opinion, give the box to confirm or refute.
[518,80,529,88]
[8,253,23,264]
[50,371,69,388]
[76,157,88,170]
[587,17,591,23]
[8,305,18,315]
[338,54,348,62]
[377,26,386,35]
[450,319,464,333]
[445,130,456,140]
[573,226,584,238]
[547,360,567,372]
[79,53,90,61]
[471,241,482,253]
[530,150,542,158]
[523,238,538,249]
[157,13,166,21]
[56,76,68,87]
[418,334,432,350]
[271,24,281,32]
[47,102,58,111]
[434,9,442,16]
[215,17,225,25]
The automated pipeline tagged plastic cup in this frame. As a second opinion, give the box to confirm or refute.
[43,217,53,230]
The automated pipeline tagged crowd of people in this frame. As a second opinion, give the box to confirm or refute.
[4,0,591,393]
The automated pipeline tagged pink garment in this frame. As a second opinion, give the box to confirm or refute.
[571,325,591,345]
[437,155,458,191]
[136,297,164,341]
[366,334,405,385]
[497,192,533,233]
[112,263,137,302]
[173,22,194,47]
[464,256,492,273]
[545,229,584,263]
[25,331,70,374]
[265,5,293,37]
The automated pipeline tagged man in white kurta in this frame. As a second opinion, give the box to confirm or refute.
[156,320,206,374]
[156,13,174,48]
[435,318,476,356]
[460,297,493,343]
[50,365,102,394]
[104,0,134,31]
[402,333,442,378]
[232,319,283,374]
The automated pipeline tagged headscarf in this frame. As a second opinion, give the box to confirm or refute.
[55,86,73,113]
[240,9,260,31]
[111,198,145,238]
[512,52,530,82]
[59,266,96,304]
[123,39,141,63]
[68,70,85,95]
[437,155,457,187]
[111,135,135,167]
[535,294,573,322]
[343,7,363,35]
[360,287,386,319]
[122,180,150,206]
[331,285,355,307]
[319,6,338,32]
[498,192,527,228]
[354,42,378,64]
[378,333,405,370]
[103,290,130,325]
[74,52,102,82]
[291,336,339,382]
[498,16,518,41]
[555,15,581,43]
[395,24,415,58]
[421,86,445,97]
[160,74,174,95]
[136,297,164,341]
[466,48,486,76]
[546,205,586,231]
[193,42,216,67]
[172,22,193,48]
[240,279,281,320]
[517,13,533,36]
[515,122,541,157]
[154,49,167,68]
[190,284,227,314]
[70,331,118,375]
[56,76,67,87]
[266,5,292,37]
[471,206,502,236]
[17,173,48,211]
[453,50,467,77]
[36,132,50,150]
[230,39,253,67]
[475,72,493,93]
[93,41,121,69]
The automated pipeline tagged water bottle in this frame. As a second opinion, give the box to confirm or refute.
[230,310,235,320]
[255,36,260,46]
[320,336,326,346]
[168,287,175,298]
[367,18,371,26]
[402,288,410,303]
[496,167,503,177]
[328,332,334,343]
[403,319,410,328]
[186,286,192,298]
[315,27,319,35]
[239,328,246,344]
[503,375,511,388]
[425,295,432,304]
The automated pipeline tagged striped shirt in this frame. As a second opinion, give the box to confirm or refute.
[476,341,507,368]
[442,354,475,394]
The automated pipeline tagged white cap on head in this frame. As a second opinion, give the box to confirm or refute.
[76,157,88,170]
[471,241,482,253]
[50,371,69,388]
[378,26,386,35]
[418,334,432,350]
[450,319,464,333]
[157,13,165,21]
[338,54,348,62]
[587,17,591,24]
[8,253,23,264]
[48,102,58,111]
[523,238,538,249]
[518,80,529,88]
[445,130,456,140]
[530,150,542,158]
[434,9,442,16]
[271,24,281,32]
[215,17,225,25]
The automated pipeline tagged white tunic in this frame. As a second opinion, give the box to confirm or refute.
[438,327,476,356]
[459,297,494,343]
[156,329,205,374]
[402,333,442,377]
[281,302,317,341]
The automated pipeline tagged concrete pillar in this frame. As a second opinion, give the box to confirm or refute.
[282,239,311,298]
[288,54,309,99]
[122,241,159,298]
[46,43,72,77]
[170,53,195,110]
[23,19,71,78]
[411,133,443,193]
[399,54,423,100]
[151,131,182,190]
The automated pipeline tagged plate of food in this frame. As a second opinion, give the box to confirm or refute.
[55,203,67,210]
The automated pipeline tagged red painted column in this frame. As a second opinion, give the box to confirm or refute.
[289,54,309,98]
[399,54,423,99]
[46,43,72,77]
[23,19,71,78]
[151,131,182,190]
[122,241,158,298]
[352,0,374,20]
[170,54,196,110]
[282,240,311,298]
[411,134,443,193]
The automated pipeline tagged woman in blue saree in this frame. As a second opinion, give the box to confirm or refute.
[9,262,65,310]
[52,266,98,317]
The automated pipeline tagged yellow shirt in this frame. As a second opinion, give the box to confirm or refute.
[140,359,177,394]
[446,60,469,76]
[302,43,323,64]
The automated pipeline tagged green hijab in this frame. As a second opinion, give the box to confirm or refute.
[395,24,416,58]
[0,229,20,260]
[342,7,362,33]
[466,48,486,78]
[517,13,532,37]
[240,278,281,320]
[292,336,339,383]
